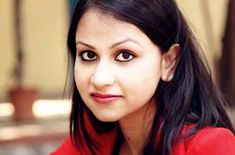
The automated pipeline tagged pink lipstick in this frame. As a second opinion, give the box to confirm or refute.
[90,93,122,104]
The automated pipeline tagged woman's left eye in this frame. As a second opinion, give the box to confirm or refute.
[115,50,135,62]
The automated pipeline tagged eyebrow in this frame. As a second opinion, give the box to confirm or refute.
[76,41,96,49]
[76,38,142,49]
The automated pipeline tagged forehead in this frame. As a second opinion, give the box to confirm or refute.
[75,8,150,43]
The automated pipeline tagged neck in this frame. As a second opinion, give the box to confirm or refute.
[119,100,156,155]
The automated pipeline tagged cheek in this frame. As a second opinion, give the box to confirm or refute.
[127,71,160,102]
[74,63,90,93]
[74,64,81,87]
[120,57,161,86]
[117,60,161,104]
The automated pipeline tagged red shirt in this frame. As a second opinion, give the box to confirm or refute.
[51,124,235,155]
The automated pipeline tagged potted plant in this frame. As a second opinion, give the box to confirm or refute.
[9,0,39,121]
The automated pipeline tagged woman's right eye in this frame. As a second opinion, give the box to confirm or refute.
[79,50,97,61]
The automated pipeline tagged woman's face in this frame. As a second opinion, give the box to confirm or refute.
[75,8,164,122]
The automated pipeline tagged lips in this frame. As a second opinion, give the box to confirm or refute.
[90,93,122,104]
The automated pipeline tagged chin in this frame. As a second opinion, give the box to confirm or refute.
[94,113,120,122]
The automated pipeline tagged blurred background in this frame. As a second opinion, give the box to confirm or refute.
[0,0,234,154]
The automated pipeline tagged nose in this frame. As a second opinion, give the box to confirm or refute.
[90,62,115,89]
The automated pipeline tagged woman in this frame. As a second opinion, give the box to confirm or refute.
[52,0,235,154]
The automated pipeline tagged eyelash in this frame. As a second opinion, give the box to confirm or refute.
[79,50,97,61]
[78,50,136,62]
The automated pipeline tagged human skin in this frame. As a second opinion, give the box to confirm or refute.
[74,8,179,154]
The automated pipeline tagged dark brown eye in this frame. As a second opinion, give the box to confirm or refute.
[80,50,97,61]
[115,50,135,62]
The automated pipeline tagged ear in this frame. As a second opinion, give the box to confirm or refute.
[161,44,180,82]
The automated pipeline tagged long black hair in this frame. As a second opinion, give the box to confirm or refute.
[67,0,234,154]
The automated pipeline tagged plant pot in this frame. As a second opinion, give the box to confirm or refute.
[9,87,39,121]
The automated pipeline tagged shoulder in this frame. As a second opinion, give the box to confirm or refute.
[50,130,117,155]
[50,137,79,155]
[50,113,117,155]
[185,127,235,155]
